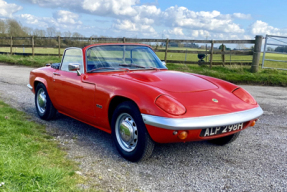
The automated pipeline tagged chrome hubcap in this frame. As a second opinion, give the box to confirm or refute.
[37,88,47,114]
[115,113,138,152]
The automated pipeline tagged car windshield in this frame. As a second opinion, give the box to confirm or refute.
[86,45,167,72]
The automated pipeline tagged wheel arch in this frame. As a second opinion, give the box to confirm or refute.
[108,95,140,127]
[34,77,48,93]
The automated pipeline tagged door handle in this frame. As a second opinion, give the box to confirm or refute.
[53,72,61,76]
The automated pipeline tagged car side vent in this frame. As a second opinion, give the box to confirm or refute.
[51,63,60,69]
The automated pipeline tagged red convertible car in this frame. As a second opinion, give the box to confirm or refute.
[28,43,263,162]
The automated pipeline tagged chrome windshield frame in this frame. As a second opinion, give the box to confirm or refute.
[85,44,166,73]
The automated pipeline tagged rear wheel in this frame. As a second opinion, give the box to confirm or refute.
[35,83,57,120]
[111,101,154,162]
[208,132,240,145]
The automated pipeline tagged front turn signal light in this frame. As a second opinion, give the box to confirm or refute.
[250,121,256,126]
[178,131,188,140]
[155,95,186,115]
[233,88,257,105]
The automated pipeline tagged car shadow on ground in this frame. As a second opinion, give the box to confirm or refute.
[47,112,231,165]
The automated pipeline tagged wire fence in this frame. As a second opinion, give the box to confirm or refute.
[262,35,287,70]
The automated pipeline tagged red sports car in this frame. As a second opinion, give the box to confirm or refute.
[28,43,263,162]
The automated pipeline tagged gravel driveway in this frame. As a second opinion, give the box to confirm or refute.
[0,63,286,192]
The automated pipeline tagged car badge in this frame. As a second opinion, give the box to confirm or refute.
[212,99,218,103]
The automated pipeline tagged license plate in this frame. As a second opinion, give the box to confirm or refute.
[200,123,244,137]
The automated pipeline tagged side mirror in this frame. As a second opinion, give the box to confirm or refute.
[68,63,81,76]
[161,61,166,66]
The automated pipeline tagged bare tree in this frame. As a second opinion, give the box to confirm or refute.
[33,29,46,37]
[46,26,56,37]
[63,31,72,37]
[56,31,62,37]
[23,27,33,36]
[72,32,83,38]
[0,20,5,35]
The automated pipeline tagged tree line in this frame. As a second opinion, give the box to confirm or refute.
[0,19,107,47]
[266,46,287,53]
[274,46,287,53]
[0,19,89,38]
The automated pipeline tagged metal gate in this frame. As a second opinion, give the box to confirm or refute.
[262,34,287,70]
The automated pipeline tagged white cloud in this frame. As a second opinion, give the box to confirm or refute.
[20,0,80,8]
[113,19,156,34]
[18,14,57,28]
[19,14,40,25]
[12,0,285,40]
[53,10,82,25]
[250,20,287,36]
[168,27,184,36]
[233,13,251,20]
[18,11,83,30]
[132,5,160,25]
[243,35,252,39]
[113,20,138,32]
[82,0,139,17]
[163,6,244,34]
[191,30,210,38]
[21,1,246,34]
[0,0,22,18]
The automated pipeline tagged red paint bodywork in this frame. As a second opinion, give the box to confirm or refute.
[29,43,259,143]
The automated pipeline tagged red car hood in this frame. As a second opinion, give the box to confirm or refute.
[114,70,218,93]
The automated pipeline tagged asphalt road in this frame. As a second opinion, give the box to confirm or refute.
[0,63,286,192]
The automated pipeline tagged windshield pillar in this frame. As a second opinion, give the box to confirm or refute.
[122,45,126,63]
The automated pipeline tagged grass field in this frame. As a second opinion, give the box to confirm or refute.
[1,46,286,69]
[0,100,83,191]
[0,47,65,55]
[168,64,287,86]
[0,54,61,67]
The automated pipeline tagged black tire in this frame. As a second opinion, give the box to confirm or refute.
[208,132,240,145]
[111,101,155,162]
[35,83,57,120]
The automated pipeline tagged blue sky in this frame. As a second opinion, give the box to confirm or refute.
[1,0,287,39]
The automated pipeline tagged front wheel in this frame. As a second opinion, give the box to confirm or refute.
[35,83,57,120]
[208,132,240,145]
[111,101,154,162]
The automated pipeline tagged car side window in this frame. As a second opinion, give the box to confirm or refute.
[61,49,84,73]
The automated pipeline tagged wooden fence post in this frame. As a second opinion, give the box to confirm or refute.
[164,38,169,63]
[10,36,13,55]
[58,36,61,58]
[123,37,126,43]
[185,49,187,63]
[251,35,263,73]
[229,49,231,65]
[31,36,34,56]
[210,40,214,68]
[89,37,92,44]
[221,43,225,67]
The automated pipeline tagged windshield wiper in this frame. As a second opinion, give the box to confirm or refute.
[119,64,146,68]
[87,67,116,73]
[145,66,158,70]
[119,64,157,70]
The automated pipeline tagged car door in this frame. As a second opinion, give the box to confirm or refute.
[52,48,96,123]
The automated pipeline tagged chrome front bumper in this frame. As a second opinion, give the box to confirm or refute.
[27,84,33,90]
[141,106,263,130]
